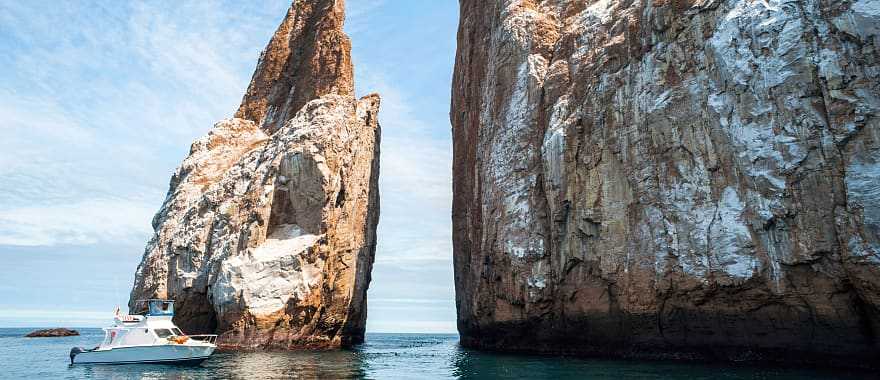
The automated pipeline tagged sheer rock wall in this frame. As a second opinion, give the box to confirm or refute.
[452,0,880,366]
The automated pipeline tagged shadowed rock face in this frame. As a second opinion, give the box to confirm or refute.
[130,0,380,349]
[452,0,880,368]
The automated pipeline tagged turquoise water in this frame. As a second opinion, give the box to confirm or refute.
[0,328,874,379]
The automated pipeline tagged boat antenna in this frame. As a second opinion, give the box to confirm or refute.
[114,274,120,314]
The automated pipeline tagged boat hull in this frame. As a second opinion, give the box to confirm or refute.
[71,344,215,365]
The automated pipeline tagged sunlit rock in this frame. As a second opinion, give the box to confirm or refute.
[452,0,880,367]
[130,0,380,349]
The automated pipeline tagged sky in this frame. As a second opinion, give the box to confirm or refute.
[0,0,460,333]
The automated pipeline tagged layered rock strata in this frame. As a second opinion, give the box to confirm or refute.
[452,0,880,367]
[130,0,380,349]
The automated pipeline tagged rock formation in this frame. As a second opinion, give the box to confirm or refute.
[25,328,79,338]
[235,0,354,134]
[130,0,380,349]
[452,0,880,367]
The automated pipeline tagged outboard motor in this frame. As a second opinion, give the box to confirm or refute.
[69,347,86,364]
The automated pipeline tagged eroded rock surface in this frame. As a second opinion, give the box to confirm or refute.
[452,0,880,367]
[130,0,379,349]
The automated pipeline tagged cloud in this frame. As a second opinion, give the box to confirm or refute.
[367,320,457,334]
[0,199,155,246]
[352,73,457,329]
[0,309,110,320]
[0,1,456,258]
[342,2,459,332]
[366,299,456,333]
[0,309,111,328]
[0,1,290,247]
[355,71,454,267]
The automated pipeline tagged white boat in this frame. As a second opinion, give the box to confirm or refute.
[69,300,217,365]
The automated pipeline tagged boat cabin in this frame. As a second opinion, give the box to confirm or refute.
[95,299,215,350]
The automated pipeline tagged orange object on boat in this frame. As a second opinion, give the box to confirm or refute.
[168,336,190,344]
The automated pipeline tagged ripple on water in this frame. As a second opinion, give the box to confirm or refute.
[1,329,875,379]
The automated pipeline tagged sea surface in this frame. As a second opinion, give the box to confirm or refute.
[0,328,875,379]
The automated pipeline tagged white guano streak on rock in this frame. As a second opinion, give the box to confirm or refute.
[542,95,570,212]
[710,187,756,279]
[846,155,880,257]
[710,0,807,187]
[482,10,549,259]
[214,224,322,317]
[705,0,851,286]
[837,0,880,39]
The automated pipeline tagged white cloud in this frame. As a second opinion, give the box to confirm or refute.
[343,5,458,334]
[0,1,289,247]
[367,320,457,334]
[371,298,452,305]
[355,71,454,267]
[0,199,155,246]
[0,309,110,328]
[0,308,110,320]
[366,296,457,333]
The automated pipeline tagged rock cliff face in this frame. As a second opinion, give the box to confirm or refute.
[452,0,880,366]
[130,0,380,349]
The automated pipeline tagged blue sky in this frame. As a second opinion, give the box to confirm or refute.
[0,0,459,333]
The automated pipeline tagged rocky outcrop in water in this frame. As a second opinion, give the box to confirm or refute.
[452,0,880,367]
[25,328,79,338]
[130,0,380,349]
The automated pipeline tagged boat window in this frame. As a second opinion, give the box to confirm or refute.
[172,328,184,336]
[147,300,175,316]
[154,328,174,338]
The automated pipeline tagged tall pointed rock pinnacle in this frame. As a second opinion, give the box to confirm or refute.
[236,0,354,133]
[130,0,380,349]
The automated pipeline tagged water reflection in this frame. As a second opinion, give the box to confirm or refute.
[449,344,875,380]
[219,350,366,379]
[79,349,367,380]
[36,332,877,379]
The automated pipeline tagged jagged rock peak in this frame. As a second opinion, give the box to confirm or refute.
[235,0,354,133]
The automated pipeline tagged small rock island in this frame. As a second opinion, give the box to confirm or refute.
[25,328,79,338]
[129,0,380,349]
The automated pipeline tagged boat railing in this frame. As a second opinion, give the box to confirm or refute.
[187,334,218,344]
[115,314,144,324]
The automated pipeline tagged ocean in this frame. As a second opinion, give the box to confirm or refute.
[0,328,874,379]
